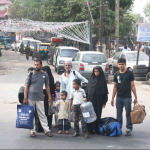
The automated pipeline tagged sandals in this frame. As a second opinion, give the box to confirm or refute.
[30,132,36,137]
[45,132,53,137]
[84,133,89,139]
[72,133,80,137]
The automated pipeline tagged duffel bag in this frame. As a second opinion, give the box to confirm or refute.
[130,103,146,124]
[99,117,122,137]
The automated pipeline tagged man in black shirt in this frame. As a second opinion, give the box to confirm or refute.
[111,58,138,136]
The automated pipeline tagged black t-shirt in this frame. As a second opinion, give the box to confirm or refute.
[114,70,134,98]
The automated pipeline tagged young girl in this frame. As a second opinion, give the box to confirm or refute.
[52,91,69,134]
[54,81,61,128]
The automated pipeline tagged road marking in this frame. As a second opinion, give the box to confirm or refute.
[107,146,114,148]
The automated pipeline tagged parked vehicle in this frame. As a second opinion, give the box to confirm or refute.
[29,39,41,56]
[108,51,149,75]
[22,37,33,48]
[0,38,13,50]
[32,43,50,60]
[53,46,80,74]
[72,51,109,81]
[11,40,22,51]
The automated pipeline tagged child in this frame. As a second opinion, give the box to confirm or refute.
[54,81,61,128]
[52,91,69,134]
[69,79,89,138]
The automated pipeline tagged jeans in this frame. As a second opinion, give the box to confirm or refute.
[58,119,69,131]
[116,97,133,130]
[73,104,88,134]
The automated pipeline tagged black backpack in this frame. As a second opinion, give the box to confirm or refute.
[18,72,33,104]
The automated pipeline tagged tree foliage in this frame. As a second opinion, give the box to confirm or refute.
[144,2,150,20]
[9,0,135,38]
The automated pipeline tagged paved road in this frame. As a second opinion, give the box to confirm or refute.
[0,50,150,149]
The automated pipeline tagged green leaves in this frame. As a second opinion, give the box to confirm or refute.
[9,0,135,39]
[144,2,150,20]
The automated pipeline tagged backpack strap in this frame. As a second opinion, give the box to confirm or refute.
[73,71,77,79]
[29,72,33,87]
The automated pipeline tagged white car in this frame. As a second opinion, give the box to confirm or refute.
[108,51,149,74]
[11,40,22,51]
[72,51,109,80]
[53,46,80,74]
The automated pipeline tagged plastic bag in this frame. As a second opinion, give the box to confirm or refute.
[48,105,55,115]
[68,111,74,122]
[16,104,34,129]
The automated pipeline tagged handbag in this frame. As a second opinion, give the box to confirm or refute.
[18,72,33,104]
[16,104,34,129]
[130,103,146,124]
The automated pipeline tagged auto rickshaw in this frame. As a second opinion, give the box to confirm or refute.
[32,43,51,60]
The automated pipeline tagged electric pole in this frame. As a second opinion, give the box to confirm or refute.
[99,0,103,52]
[88,0,93,51]
[115,0,120,52]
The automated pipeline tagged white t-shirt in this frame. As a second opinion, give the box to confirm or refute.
[71,88,86,105]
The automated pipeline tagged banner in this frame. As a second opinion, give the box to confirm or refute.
[137,23,150,42]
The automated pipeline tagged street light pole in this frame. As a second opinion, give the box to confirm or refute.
[99,0,103,52]
[115,0,120,53]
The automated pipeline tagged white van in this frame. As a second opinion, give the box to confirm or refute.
[22,38,41,55]
[53,46,80,74]
[28,39,41,56]
[22,37,33,47]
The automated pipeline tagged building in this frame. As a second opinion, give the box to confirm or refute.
[0,0,12,20]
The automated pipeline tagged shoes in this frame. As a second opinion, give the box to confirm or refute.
[65,131,69,134]
[125,129,132,136]
[58,130,62,134]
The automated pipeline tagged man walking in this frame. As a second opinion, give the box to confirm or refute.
[111,58,138,136]
[24,59,53,137]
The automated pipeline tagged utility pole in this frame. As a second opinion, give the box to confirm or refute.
[88,0,93,51]
[115,0,120,52]
[99,0,103,52]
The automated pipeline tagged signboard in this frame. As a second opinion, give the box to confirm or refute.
[137,23,150,42]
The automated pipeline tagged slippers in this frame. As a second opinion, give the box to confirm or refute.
[30,132,36,137]
[72,133,80,137]
[45,132,53,137]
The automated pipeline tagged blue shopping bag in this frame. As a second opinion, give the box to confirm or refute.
[16,104,34,129]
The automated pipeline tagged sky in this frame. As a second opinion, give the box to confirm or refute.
[132,0,149,19]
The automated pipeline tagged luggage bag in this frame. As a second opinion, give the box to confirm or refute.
[99,117,122,137]
[130,103,146,124]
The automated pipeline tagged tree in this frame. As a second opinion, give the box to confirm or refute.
[9,0,43,20]
[9,0,135,39]
[144,2,150,20]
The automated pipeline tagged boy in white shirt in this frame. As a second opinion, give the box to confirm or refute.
[69,79,89,138]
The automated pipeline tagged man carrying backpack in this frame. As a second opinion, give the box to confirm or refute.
[111,58,138,136]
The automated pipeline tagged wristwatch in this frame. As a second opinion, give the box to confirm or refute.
[49,97,52,100]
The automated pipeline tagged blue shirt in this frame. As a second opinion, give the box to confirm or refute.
[60,70,88,100]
